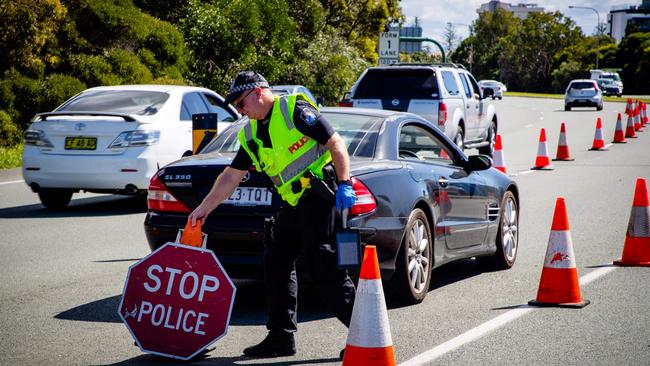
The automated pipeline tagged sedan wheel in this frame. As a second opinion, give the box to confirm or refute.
[478,122,496,157]
[389,208,432,304]
[477,191,518,269]
[38,189,73,210]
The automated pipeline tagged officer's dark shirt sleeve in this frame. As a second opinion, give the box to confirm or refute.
[292,100,335,145]
[230,146,253,170]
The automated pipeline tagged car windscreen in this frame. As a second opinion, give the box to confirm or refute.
[200,112,382,158]
[569,82,596,90]
[58,90,170,115]
[353,68,439,99]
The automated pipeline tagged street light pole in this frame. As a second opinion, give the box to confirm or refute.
[569,5,600,69]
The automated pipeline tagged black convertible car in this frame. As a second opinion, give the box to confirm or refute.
[144,108,519,304]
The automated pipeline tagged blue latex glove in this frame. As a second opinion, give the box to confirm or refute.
[336,182,356,210]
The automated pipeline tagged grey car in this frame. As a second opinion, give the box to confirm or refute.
[564,79,603,111]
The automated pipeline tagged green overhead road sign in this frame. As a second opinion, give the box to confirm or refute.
[399,36,446,63]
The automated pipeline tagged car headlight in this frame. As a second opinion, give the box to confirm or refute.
[24,129,54,148]
[108,130,160,148]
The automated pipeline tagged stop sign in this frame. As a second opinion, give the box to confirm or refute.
[118,242,236,360]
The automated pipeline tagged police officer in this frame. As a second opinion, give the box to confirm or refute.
[188,71,357,358]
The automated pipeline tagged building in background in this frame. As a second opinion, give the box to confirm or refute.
[477,1,544,19]
[607,0,650,43]
[390,18,423,54]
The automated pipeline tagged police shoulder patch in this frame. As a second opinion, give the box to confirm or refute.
[300,107,318,126]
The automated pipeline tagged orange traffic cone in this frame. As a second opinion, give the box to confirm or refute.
[613,178,650,267]
[531,128,553,170]
[625,113,637,138]
[343,245,395,366]
[529,197,590,308]
[612,113,627,143]
[643,103,648,126]
[634,106,642,131]
[625,98,633,115]
[493,134,507,173]
[553,122,573,161]
[589,117,607,150]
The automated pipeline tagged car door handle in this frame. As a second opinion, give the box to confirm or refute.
[438,177,449,187]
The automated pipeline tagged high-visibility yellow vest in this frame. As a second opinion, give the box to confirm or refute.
[237,94,332,206]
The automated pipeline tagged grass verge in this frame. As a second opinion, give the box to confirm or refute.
[0,144,23,169]
[504,91,649,104]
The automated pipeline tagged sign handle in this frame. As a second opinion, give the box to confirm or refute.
[341,208,348,229]
[177,220,207,248]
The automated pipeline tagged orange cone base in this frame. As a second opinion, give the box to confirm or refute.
[342,344,395,366]
[528,299,591,308]
[530,267,588,307]
[613,259,650,267]
[531,165,554,170]
[589,146,608,151]
[613,237,650,266]
[612,140,627,144]
[553,157,574,161]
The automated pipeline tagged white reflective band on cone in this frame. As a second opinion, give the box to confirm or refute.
[559,132,567,146]
[346,279,392,348]
[594,128,604,141]
[543,230,577,269]
[537,141,548,157]
[628,206,650,237]
[494,150,505,167]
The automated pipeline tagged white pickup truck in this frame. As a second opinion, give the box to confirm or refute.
[348,64,498,156]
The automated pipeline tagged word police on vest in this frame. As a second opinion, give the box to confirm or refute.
[134,265,220,335]
[289,136,310,154]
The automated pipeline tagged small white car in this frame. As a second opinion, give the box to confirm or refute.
[22,85,239,209]
[564,79,603,111]
[478,80,503,100]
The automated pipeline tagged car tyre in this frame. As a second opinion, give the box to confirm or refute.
[498,96,503,100]
[389,208,432,304]
[38,189,73,210]
[478,122,496,157]
[564,105,571,111]
[454,125,464,151]
[597,104,603,111]
[477,191,518,270]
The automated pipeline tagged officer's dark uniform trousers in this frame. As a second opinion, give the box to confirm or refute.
[264,188,356,335]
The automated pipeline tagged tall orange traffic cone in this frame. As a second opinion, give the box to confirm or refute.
[613,178,650,267]
[625,113,637,138]
[343,245,395,366]
[625,98,633,115]
[589,117,607,150]
[612,113,627,143]
[531,128,553,170]
[493,134,507,173]
[553,122,573,161]
[529,198,590,308]
[634,105,642,131]
[643,103,648,126]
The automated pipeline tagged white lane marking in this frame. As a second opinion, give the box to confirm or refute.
[604,143,613,149]
[398,266,615,366]
[524,124,534,128]
[0,180,23,186]
[518,170,535,175]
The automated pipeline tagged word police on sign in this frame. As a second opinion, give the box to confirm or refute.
[119,242,236,360]
[378,31,399,65]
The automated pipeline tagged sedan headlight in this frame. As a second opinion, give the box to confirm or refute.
[108,130,160,148]
[24,129,54,147]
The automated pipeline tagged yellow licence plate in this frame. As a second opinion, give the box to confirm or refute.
[65,137,97,150]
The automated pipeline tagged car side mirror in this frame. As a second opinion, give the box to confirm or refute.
[465,154,492,172]
[316,96,324,107]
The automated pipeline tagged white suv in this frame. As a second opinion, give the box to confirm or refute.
[348,64,498,156]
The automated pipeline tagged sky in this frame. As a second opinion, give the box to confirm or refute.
[399,0,636,42]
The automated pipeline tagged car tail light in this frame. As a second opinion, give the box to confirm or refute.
[24,129,54,147]
[438,102,447,126]
[109,130,160,148]
[349,177,376,216]
[338,100,353,107]
[147,173,190,213]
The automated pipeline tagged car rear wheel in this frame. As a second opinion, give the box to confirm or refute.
[565,105,571,111]
[477,191,518,269]
[389,208,432,304]
[597,104,603,111]
[454,126,464,151]
[478,122,496,157]
[38,189,73,210]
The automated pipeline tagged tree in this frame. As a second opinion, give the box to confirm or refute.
[617,32,650,94]
[443,23,460,54]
